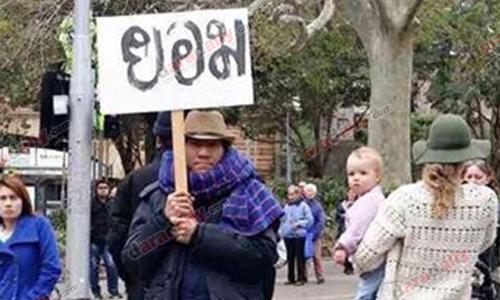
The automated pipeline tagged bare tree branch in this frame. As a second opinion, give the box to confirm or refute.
[249,0,335,50]
[246,136,280,144]
[0,0,17,10]
[144,2,161,13]
[401,0,424,34]
[289,120,307,150]
[273,0,335,50]
[248,0,274,16]
[344,0,377,45]
[273,2,308,50]
[306,0,335,37]
[315,0,323,13]
[370,0,424,33]
[482,112,492,125]
[370,0,393,33]
[22,1,67,67]
[350,0,423,36]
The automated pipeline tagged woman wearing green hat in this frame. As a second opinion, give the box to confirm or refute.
[353,114,498,300]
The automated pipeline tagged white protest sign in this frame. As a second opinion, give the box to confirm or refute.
[96,8,253,115]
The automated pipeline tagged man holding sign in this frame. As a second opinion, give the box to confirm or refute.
[122,110,283,300]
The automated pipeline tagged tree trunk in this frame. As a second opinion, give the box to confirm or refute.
[367,34,413,188]
[490,108,500,186]
[302,113,335,178]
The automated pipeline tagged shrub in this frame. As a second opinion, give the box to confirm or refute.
[268,179,288,204]
[48,209,67,257]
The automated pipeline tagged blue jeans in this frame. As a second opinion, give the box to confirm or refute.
[90,241,119,295]
[355,263,385,300]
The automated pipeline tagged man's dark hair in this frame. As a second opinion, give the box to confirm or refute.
[95,178,110,188]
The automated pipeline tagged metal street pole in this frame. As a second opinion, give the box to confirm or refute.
[286,109,292,183]
[66,0,93,298]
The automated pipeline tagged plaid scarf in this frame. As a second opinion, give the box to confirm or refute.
[158,148,283,236]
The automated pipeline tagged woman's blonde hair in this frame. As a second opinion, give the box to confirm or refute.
[422,164,462,218]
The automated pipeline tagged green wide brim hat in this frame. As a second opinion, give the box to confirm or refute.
[412,139,491,164]
[412,114,491,165]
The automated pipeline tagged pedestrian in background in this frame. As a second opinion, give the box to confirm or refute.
[461,159,500,272]
[0,175,61,299]
[303,183,326,284]
[91,179,121,299]
[280,184,314,286]
[335,186,357,275]
[108,111,172,299]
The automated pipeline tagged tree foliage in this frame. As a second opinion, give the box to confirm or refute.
[414,0,500,182]
[236,12,369,178]
[0,1,258,172]
[0,0,73,105]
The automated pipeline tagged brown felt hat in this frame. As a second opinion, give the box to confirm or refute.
[184,110,234,143]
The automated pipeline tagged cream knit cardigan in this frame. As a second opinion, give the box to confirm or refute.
[354,182,498,300]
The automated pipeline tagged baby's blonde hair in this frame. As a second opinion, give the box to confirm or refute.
[348,146,384,179]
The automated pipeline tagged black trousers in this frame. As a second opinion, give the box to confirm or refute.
[284,237,307,283]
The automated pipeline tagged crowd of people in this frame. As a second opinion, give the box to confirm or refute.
[0,111,497,300]
[338,115,498,300]
[278,182,326,286]
[280,114,500,300]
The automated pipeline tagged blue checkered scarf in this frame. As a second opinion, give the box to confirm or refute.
[158,148,283,236]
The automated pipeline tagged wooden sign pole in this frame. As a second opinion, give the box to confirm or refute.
[171,110,188,193]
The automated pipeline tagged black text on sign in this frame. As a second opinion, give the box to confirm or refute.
[121,19,246,91]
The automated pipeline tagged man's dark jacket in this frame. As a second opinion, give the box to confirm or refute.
[121,187,279,300]
[91,197,113,243]
[108,151,164,299]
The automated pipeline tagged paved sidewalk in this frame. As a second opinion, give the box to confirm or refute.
[273,259,358,300]
[55,259,358,299]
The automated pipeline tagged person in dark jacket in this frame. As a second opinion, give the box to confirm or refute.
[303,183,326,284]
[90,179,121,299]
[108,111,172,299]
[335,189,356,275]
[122,110,283,300]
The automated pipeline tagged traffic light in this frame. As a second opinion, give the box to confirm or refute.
[39,63,70,151]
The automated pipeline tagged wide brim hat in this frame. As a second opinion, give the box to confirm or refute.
[412,114,490,165]
[412,139,490,164]
[184,110,235,143]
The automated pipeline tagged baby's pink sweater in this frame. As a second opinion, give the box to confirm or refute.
[337,185,385,255]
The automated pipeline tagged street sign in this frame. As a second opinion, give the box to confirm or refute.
[96,8,253,115]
